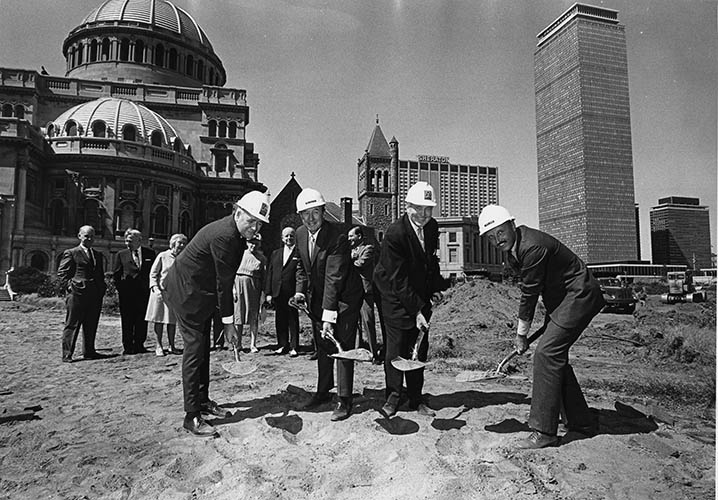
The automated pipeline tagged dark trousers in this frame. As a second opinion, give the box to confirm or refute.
[176,313,211,416]
[118,288,149,352]
[275,293,299,351]
[205,309,224,347]
[313,307,360,398]
[383,321,428,405]
[61,287,103,358]
[528,319,593,435]
[356,293,378,356]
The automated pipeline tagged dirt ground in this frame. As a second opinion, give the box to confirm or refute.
[0,280,715,500]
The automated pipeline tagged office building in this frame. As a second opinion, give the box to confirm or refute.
[650,196,711,269]
[535,3,637,263]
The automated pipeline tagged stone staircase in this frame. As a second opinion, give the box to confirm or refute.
[0,288,11,301]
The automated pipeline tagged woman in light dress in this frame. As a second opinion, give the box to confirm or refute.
[145,233,188,356]
[233,234,267,353]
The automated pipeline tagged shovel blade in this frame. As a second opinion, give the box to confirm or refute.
[222,361,259,376]
[330,348,373,362]
[391,357,428,372]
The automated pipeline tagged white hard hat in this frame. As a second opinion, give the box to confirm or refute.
[296,188,326,212]
[478,204,514,235]
[235,191,271,223]
[405,181,437,207]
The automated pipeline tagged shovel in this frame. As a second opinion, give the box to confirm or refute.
[455,325,546,383]
[391,325,430,372]
[222,343,259,376]
[288,296,373,362]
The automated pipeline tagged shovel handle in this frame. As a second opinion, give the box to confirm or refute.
[322,329,345,353]
[233,344,240,363]
[496,324,547,373]
[411,325,428,361]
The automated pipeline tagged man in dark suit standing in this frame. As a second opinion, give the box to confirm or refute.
[265,226,300,357]
[293,188,363,421]
[164,190,270,437]
[374,181,449,418]
[348,226,380,363]
[112,229,155,354]
[57,225,108,362]
[478,204,605,449]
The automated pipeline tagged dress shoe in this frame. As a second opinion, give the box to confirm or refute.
[83,352,108,360]
[302,392,332,410]
[411,403,436,418]
[199,400,231,418]
[62,356,73,363]
[135,346,149,354]
[308,352,318,361]
[516,431,558,450]
[274,346,287,355]
[169,347,183,355]
[568,424,598,437]
[381,394,400,418]
[183,415,218,438]
[249,346,259,354]
[155,346,165,357]
[331,399,352,421]
[289,349,298,357]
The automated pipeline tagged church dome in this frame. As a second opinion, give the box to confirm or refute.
[63,0,226,87]
[80,0,214,52]
[48,97,183,150]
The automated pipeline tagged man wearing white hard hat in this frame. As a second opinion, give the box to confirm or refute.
[165,190,270,437]
[293,187,363,421]
[478,204,604,449]
[373,181,449,418]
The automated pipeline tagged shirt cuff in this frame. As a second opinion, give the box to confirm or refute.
[517,319,532,337]
[322,310,338,323]
[222,316,234,325]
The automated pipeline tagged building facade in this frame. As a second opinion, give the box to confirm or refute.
[0,0,264,276]
[357,120,502,276]
[650,196,712,269]
[535,3,637,263]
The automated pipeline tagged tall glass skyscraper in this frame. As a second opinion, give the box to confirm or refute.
[535,4,637,263]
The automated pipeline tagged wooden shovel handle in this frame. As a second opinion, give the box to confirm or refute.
[496,324,547,373]
[411,325,428,361]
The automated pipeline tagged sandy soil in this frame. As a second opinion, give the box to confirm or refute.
[0,281,714,500]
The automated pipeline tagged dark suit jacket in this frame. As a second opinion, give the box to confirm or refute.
[373,214,449,328]
[264,246,300,297]
[112,246,155,297]
[164,215,247,326]
[295,221,363,320]
[509,225,605,329]
[351,242,375,295]
[57,245,107,296]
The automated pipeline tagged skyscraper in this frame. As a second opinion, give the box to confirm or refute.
[650,196,712,269]
[535,3,637,263]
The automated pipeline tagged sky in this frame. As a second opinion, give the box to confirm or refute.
[0,0,715,260]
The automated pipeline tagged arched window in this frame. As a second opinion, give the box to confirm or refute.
[29,252,48,272]
[64,120,78,136]
[47,123,55,138]
[383,171,389,192]
[150,130,163,147]
[218,121,227,138]
[368,170,374,191]
[228,122,237,138]
[197,60,204,81]
[101,38,111,61]
[154,44,164,67]
[116,201,139,235]
[77,43,84,65]
[180,211,191,236]
[208,120,217,137]
[134,39,144,63]
[14,105,24,120]
[69,47,75,67]
[90,40,98,62]
[91,120,106,138]
[1,104,12,117]
[185,55,194,76]
[122,124,137,142]
[169,48,178,70]
[48,199,66,235]
[173,138,183,152]
[119,38,130,61]
[152,206,170,238]
[209,68,214,85]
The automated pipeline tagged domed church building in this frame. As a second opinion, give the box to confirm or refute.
[0,0,264,276]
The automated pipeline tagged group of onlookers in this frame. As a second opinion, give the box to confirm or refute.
[58,181,606,449]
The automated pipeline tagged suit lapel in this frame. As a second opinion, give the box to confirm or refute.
[296,227,310,270]
[402,215,427,262]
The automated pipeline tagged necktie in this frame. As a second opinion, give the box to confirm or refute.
[89,248,96,267]
[133,250,140,267]
[416,227,425,250]
[309,235,316,262]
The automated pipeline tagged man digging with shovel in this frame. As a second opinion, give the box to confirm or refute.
[374,181,449,418]
[478,204,605,449]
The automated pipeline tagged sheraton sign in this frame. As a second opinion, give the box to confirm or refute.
[417,155,450,163]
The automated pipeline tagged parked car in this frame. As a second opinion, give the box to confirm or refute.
[598,277,637,313]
